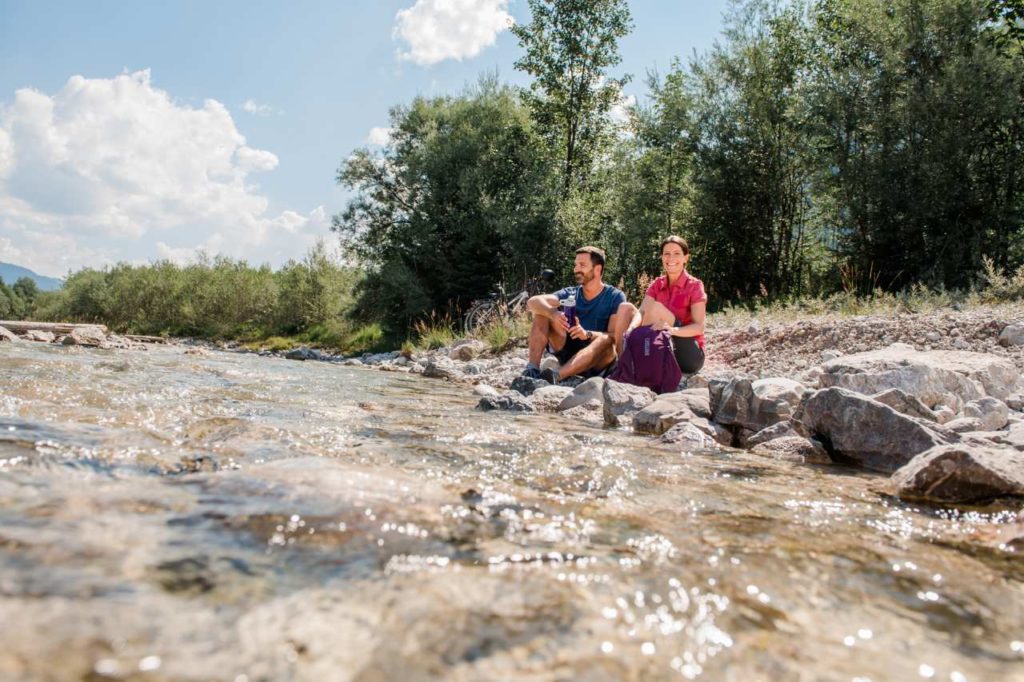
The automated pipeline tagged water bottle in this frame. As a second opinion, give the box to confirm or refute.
[561,293,576,328]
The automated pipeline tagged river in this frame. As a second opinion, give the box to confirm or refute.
[1,341,1022,681]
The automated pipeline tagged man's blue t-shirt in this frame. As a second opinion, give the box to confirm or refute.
[553,284,626,332]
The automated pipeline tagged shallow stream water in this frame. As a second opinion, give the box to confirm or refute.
[1,342,1022,681]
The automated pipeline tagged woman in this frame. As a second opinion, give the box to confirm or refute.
[639,235,706,374]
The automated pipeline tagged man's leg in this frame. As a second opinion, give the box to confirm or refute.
[609,302,640,357]
[527,313,567,367]
[556,334,615,379]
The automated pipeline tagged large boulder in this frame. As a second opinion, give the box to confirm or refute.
[61,325,108,347]
[476,392,535,412]
[888,445,1024,503]
[557,377,605,411]
[820,343,1024,407]
[659,422,716,449]
[0,325,17,342]
[633,388,712,435]
[711,377,804,432]
[794,387,952,472]
[531,385,574,412]
[602,380,656,427]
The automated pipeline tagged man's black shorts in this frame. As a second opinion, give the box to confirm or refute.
[552,336,592,366]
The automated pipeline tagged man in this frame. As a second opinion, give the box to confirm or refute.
[522,246,639,383]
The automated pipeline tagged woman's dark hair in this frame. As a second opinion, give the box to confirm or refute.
[659,235,690,255]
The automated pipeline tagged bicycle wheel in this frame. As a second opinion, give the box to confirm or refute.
[463,301,500,335]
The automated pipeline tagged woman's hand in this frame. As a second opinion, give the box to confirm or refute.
[651,319,672,332]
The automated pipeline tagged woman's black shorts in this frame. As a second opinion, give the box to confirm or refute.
[671,337,705,374]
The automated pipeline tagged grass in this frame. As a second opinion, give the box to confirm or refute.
[413,313,458,350]
[474,310,532,352]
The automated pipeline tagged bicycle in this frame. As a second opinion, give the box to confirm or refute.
[463,268,555,334]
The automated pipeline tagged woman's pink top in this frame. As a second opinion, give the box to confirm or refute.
[645,272,707,350]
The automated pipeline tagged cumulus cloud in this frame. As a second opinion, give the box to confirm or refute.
[366,126,393,146]
[394,0,512,66]
[0,71,328,277]
[242,98,276,116]
[609,93,637,129]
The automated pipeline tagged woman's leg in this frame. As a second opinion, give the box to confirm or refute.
[672,337,705,374]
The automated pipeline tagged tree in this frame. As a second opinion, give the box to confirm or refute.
[333,79,557,331]
[511,0,633,195]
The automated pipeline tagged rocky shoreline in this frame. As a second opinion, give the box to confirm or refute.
[5,305,1024,511]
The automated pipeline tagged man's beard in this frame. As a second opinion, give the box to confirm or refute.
[574,271,592,284]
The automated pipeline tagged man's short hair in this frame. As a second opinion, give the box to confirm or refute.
[575,245,606,269]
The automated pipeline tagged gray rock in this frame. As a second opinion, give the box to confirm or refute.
[473,384,500,398]
[342,358,363,366]
[934,406,956,424]
[476,392,535,412]
[1006,393,1024,411]
[981,421,1024,450]
[794,387,952,472]
[557,377,605,411]
[285,346,321,361]
[0,325,18,342]
[660,422,716,448]
[998,323,1024,347]
[963,397,1010,431]
[510,375,550,396]
[943,417,985,433]
[633,389,712,435]
[602,380,656,427]
[871,388,938,422]
[61,325,107,347]
[820,343,1023,406]
[888,445,1024,503]
[752,436,831,464]
[745,421,800,448]
[952,337,970,350]
[820,350,841,362]
[683,374,709,389]
[449,339,487,361]
[422,357,463,381]
[24,330,55,343]
[712,377,803,432]
[924,331,942,343]
[531,385,574,411]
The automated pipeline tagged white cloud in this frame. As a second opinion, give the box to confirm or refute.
[610,93,637,129]
[394,0,512,66]
[0,71,329,277]
[242,99,276,116]
[366,126,393,146]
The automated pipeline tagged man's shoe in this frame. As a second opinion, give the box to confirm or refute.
[521,366,543,380]
[539,368,560,385]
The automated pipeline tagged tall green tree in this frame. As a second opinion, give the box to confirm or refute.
[333,79,557,331]
[511,0,633,195]
[808,0,1024,290]
[685,0,821,303]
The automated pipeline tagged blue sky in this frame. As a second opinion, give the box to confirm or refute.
[0,0,730,277]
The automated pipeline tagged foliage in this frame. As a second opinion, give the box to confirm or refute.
[0,276,39,319]
[33,246,364,345]
[333,77,558,332]
[511,0,633,195]
[413,313,458,350]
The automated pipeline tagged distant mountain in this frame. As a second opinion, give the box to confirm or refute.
[0,262,63,291]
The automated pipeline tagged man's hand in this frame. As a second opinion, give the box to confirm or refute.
[568,324,590,340]
[549,309,570,331]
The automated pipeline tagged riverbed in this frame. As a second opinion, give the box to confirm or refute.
[1,341,1022,681]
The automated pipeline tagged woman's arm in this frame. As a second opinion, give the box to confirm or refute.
[671,301,706,338]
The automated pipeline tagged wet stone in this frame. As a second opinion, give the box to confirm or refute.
[476,392,535,412]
